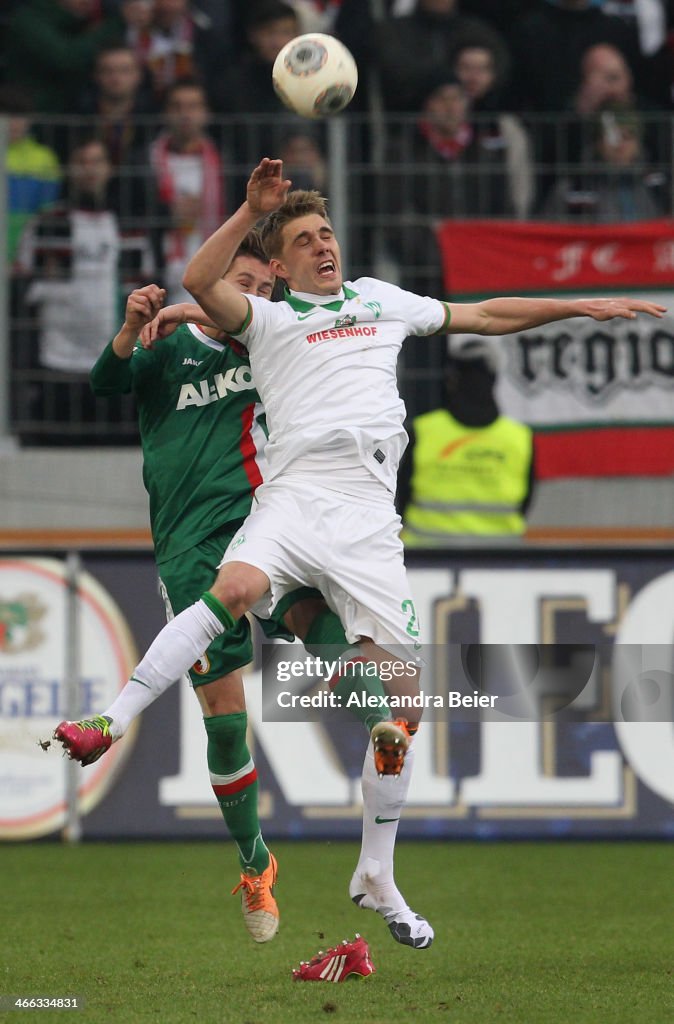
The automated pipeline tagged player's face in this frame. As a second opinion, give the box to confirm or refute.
[271,214,343,295]
[225,255,274,298]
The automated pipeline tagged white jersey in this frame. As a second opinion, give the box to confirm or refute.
[233,277,449,492]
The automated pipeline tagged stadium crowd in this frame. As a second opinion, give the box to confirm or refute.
[4,0,674,443]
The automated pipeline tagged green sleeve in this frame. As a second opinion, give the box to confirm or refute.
[90,341,161,395]
[90,343,133,396]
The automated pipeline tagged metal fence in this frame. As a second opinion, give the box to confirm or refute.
[5,110,674,442]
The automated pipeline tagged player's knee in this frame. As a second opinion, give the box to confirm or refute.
[198,672,246,717]
[211,570,255,618]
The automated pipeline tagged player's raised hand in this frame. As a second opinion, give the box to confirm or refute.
[124,285,166,333]
[140,305,187,348]
[246,158,292,217]
[576,297,667,321]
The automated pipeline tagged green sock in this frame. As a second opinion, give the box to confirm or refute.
[303,610,390,731]
[204,712,270,875]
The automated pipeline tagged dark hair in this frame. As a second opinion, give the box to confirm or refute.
[260,190,330,259]
[163,77,208,107]
[94,42,140,65]
[417,71,464,108]
[244,1,298,31]
[69,136,111,159]
[235,228,269,265]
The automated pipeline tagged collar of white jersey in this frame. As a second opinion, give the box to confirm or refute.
[284,283,358,313]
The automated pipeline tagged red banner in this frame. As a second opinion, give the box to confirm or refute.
[534,426,674,479]
[436,219,674,297]
[435,220,674,477]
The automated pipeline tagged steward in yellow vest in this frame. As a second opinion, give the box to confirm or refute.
[399,337,534,545]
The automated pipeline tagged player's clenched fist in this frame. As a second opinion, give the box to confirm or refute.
[124,285,166,332]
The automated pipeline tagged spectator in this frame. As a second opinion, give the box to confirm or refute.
[121,0,156,53]
[71,44,157,166]
[453,43,535,217]
[382,73,534,296]
[277,130,328,191]
[148,78,226,301]
[398,336,534,545]
[535,42,665,206]
[380,70,534,408]
[1,86,61,264]
[13,137,155,444]
[6,0,124,114]
[136,0,220,106]
[541,104,667,220]
[208,1,306,171]
[375,0,511,112]
[574,40,637,114]
[572,41,666,136]
[209,1,300,116]
[453,40,510,111]
[509,0,642,113]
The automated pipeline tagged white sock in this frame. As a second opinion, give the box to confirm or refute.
[102,678,178,739]
[355,742,415,911]
[104,599,224,738]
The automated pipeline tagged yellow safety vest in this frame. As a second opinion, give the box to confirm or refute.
[402,409,532,545]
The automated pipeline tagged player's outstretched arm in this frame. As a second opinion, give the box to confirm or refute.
[111,285,166,358]
[140,303,218,348]
[183,157,291,333]
[446,296,667,336]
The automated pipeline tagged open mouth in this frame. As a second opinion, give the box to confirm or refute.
[317,259,336,277]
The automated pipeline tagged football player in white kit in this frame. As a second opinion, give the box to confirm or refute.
[99,158,666,949]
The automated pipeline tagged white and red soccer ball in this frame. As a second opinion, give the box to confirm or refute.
[272,33,358,119]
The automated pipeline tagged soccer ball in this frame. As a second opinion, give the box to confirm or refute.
[272,33,358,119]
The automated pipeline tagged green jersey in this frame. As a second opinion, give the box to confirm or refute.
[90,323,267,563]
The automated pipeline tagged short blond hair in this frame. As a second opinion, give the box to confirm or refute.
[260,190,330,259]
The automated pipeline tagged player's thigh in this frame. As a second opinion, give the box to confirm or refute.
[217,484,321,619]
[327,502,423,656]
[157,526,254,686]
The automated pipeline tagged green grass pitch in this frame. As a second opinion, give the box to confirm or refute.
[2,840,671,1023]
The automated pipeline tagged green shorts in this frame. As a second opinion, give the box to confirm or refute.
[157,522,320,687]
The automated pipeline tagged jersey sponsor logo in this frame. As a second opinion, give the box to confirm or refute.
[306,326,378,345]
[182,358,203,367]
[335,314,357,328]
[176,366,255,410]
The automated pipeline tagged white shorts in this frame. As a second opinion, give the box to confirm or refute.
[218,475,423,656]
